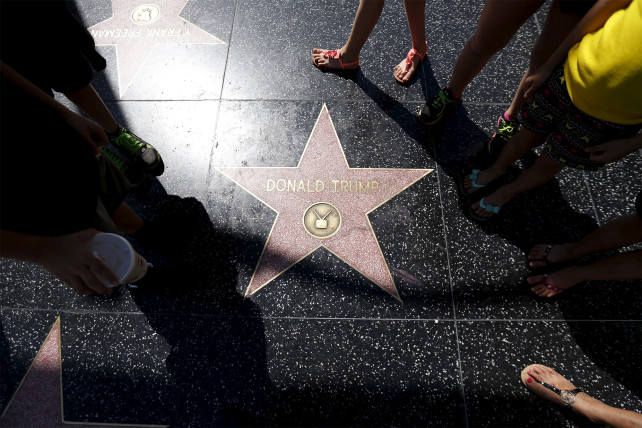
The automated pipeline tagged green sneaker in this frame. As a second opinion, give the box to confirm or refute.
[418,87,461,126]
[109,126,164,176]
[487,113,519,157]
[100,145,147,188]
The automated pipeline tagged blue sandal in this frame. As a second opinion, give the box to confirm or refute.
[469,197,501,221]
[459,169,486,196]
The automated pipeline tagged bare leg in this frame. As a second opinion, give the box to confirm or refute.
[63,84,119,134]
[471,151,564,218]
[110,202,143,234]
[312,0,384,69]
[522,365,642,427]
[447,0,544,96]
[505,0,581,118]
[463,127,546,194]
[393,0,427,83]
[529,214,642,267]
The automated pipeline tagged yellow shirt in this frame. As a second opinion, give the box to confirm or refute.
[565,0,642,124]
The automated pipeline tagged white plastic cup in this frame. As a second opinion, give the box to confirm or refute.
[91,233,147,287]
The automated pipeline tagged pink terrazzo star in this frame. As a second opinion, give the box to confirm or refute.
[0,318,162,427]
[217,105,432,300]
[88,0,224,96]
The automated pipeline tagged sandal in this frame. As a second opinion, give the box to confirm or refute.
[312,49,360,71]
[529,244,555,266]
[469,197,500,221]
[539,273,561,292]
[521,364,583,408]
[459,169,486,196]
[527,244,576,271]
[394,41,427,84]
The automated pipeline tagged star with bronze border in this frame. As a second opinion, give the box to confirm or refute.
[217,105,433,300]
[88,0,225,96]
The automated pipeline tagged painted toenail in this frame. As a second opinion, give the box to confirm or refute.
[527,377,532,383]
[527,369,531,374]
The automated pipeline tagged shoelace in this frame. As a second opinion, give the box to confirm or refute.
[113,130,144,155]
[430,91,449,110]
[100,147,125,169]
[497,124,515,135]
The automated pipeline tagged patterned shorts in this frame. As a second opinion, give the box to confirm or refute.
[519,63,641,170]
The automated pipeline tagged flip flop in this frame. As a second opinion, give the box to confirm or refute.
[528,244,563,269]
[469,197,500,221]
[528,273,563,298]
[312,49,360,71]
[394,41,428,84]
[520,364,583,408]
[531,244,554,264]
[459,169,486,196]
[540,274,561,292]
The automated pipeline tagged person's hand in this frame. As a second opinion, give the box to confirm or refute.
[61,110,108,155]
[585,136,642,163]
[35,229,119,294]
[523,69,550,100]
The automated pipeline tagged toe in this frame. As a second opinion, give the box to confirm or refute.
[531,285,545,295]
[529,260,546,268]
[527,245,548,265]
[527,275,544,285]
[314,58,329,68]
[534,365,553,380]
[463,179,473,194]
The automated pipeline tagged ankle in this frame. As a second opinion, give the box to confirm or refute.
[493,186,516,202]
[564,264,587,284]
[483,164,505,180]
[572,394,602,423]
[412,40,427,54]
[339,47,358,61]
[445,86,462,99]
[565,244,585,261]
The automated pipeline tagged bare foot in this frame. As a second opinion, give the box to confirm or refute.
[312,48,360,71]
[521,365,584,408]
[528,243,575,268]
[527,266,584,297]
[393,44,427,83]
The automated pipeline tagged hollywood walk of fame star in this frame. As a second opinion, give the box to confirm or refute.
[88,0,224,96]
[0,318,166,427]
[217,105,433,300]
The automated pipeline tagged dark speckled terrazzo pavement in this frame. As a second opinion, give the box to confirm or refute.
[1,0,641,427]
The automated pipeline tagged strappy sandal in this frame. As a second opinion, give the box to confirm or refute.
[312,49,360,71]
[394,41,427,84]
[521,365,583,408]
